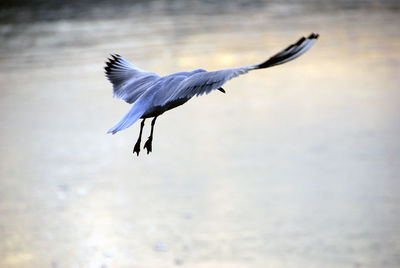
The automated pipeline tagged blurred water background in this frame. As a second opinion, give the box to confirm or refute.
[0,0,399,267]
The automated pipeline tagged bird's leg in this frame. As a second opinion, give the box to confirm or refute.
[143,116,158,154]
[133,119,146,156]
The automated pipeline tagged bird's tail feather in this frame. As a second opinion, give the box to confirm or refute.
[107,91,156,134]
[107,105,144,134]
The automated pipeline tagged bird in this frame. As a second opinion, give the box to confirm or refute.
[105,33,319,156]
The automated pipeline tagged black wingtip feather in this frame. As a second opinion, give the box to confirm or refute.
[308,33,320,39]
[104,54,124,74]
[254,32,319,69]
[111,55,119,61]
[294,37,306,46]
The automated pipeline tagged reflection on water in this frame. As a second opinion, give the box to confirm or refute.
[0,1,399,267]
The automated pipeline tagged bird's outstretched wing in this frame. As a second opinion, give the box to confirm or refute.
[105,55,160,104]
[163,33,319,105]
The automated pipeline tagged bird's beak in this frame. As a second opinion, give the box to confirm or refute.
[218,87,226,93]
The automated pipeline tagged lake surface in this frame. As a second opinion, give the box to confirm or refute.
[0,1,399,267]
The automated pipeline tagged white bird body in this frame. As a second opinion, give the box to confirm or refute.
[105,33,319,155]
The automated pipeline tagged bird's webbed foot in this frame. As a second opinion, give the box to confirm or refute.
[133,139,141,156]
[143,137,153,154]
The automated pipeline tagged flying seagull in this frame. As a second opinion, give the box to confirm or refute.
[105,33,319,155]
